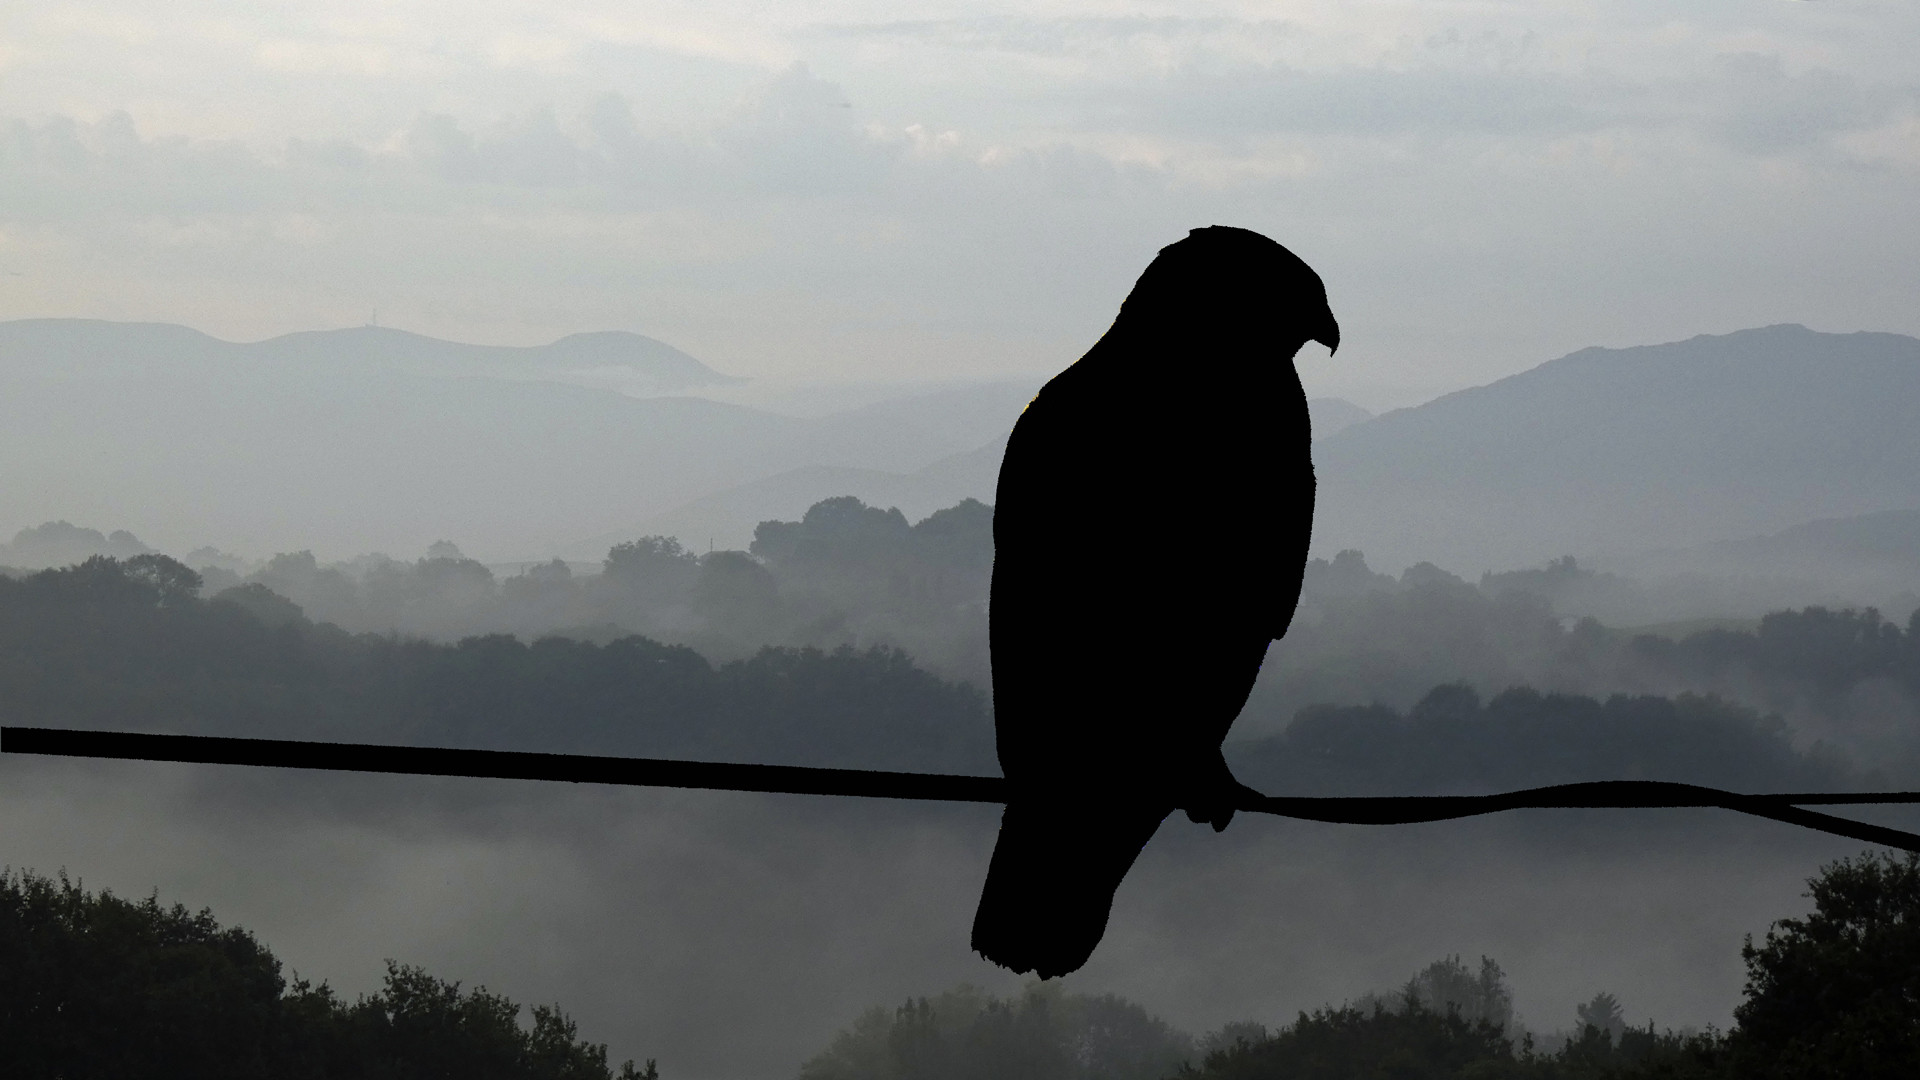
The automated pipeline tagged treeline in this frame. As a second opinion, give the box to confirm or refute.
[1,554,1871,798]
[0,553,994,772]
[196,508,1920,773]
[188,497,993,683]
[15,849,1918,1080]
[15,502,1920,775]
[805,852,1920,1080]
[1231,684,1854,798]
[1,868,656,1080]
[1182,851,1920,1079]
[798,970,1697,1080]
[1262,550,1920,775]
[800,983,1194,1080]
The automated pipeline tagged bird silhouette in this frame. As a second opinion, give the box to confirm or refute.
[971,226,1339,978]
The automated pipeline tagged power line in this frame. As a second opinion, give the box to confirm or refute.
[5,725,1919,851]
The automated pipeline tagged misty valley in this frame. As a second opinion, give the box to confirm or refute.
[8,485,1920,1078]
[11,0,1920,1070]
[9,321,1920,1079]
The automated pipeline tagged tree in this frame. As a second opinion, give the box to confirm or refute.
[1178,1002,1516,1080]
[800,983,1191,1080]
[122,553,204,605]
[1729,850,1920,1078]
[751,497,913,570]
[604,537,698,587]
[0,868,657,1080]
[213,581,307,628]
[1403,955,1515,1032]
[1574,992,1625,1043]
[1,868,294,1080]
[691,550,781,630]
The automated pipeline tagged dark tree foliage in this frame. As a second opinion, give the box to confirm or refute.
[602,537,700,609]
[1176,1002,1718,1080]
[751,497,993,577]
[0,555,995,773]
[1728,851,1920,1079]
[798,983,1192,1080]
[691,550,781,628]
[1635,606,1915,694]
[1384,955,1515,1032]
[1,865,291,1080]
[1272,551,1920,777]
[1177,1004,1518,1080]
[750,497,994,683]
[752,497,916,570]
[1481,850,1920,1080]
[3,553,1870,791]
[1231,683,1850,799]
[1175,851,1920,1080]
[185,497,996,683]
[0,868,656,1080]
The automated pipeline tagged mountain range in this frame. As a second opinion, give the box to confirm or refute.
[0,319,1030,559]
[1312,324,1920,573]
[610,396,1376,554]
[8,319,1918,578]
[0,319,742,393]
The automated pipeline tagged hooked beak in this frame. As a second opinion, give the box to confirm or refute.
[1313,307,1340,356]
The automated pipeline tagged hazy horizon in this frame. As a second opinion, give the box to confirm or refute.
[5,2,1918,407]
[8,3,1920,1078]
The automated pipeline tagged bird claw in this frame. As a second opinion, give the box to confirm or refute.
[1184,803,1235,832]
[1181,772,1260,832]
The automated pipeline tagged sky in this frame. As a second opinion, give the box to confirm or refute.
[3,1,1918,406]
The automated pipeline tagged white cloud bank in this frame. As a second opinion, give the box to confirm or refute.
[1,1,1916,400]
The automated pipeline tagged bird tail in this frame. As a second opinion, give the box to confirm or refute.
[971,797,1169,978]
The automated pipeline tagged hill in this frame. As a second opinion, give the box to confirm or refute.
[601,394,1373,553]
[0,319,741,392]
[596,435,1010,557]
[1307,397,1372,439]
[1582,506,1920,619]
[1313,325,1920,572]
[0,320,1027,560]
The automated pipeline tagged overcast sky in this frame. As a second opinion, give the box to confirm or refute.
[3,0,1917,406]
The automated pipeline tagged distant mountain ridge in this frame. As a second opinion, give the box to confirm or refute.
[12,319,1918,572]
[1314,324,1920,572]
[1597,506,1920,616]
[1307,397,1371,439]
[593,435,1012,557]
[1707,507,1920,567]
[0,320,1031,559]
[614,394,1373,553]
[0,319,742,393]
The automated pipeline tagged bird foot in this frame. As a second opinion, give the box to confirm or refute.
[1181,768,1261,833]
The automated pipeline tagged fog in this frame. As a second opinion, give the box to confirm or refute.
[7,751,1896,1078]
[8,482,1920,1076]
[8,2,1920,1073]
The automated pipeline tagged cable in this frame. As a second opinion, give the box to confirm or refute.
[6,725,1919,851]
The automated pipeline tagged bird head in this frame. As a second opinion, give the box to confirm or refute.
[1117,225,1339,361]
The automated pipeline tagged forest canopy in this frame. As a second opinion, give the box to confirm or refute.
[0,553,1876,802]
[0,868,656,1080]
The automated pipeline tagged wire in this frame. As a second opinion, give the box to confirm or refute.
[6,725,1919,851]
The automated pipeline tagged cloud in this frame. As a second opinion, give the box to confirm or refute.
[711,63,892,196]
[809,15,1300,57]
[405,107,584,187]
[1,6,1917,393]
[0,65,1161,222]
[1705,52,1900,155]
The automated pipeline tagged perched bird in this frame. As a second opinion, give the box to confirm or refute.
[972,226,1339,978]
